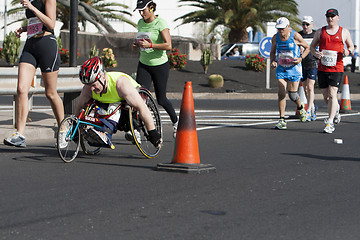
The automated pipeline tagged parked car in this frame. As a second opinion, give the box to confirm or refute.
[343,55,359,71]
[221,42,260,60]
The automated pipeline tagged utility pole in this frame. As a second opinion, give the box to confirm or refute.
[355,0,359,47]
[4,0,7,38]
[64,0,79,115]
[69,0,78,67]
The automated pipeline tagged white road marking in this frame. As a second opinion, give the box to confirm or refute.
[161,110,360,131]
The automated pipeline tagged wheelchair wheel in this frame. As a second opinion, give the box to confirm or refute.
[79,102,102,155]
[80,133,102,155]
[57,116,80,163]
[129,89,162,158]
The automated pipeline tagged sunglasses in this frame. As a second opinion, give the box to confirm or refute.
[326,15,336,18]
[302,23,310,26]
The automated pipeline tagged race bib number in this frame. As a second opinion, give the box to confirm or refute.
[321,49,337,66]
[136,32,152,51]
[27,17,43,38]
[278,51,294,67]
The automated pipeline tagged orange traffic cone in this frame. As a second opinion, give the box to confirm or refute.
[156,81,216,174]
[296,82,308,115]
[340,75,352,113]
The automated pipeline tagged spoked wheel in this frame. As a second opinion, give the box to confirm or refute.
[57,116,80,163]
[79,102,102,155]
[129,89,163,158]
[80,131,102,155]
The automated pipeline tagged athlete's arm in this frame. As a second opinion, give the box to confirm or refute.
[310,29,322,59]
[270,34,277,69]
[116,76,156,131]
[137,28,172,50]
[342,28,354,57]
[294,32,310,64]
[158,28,172,50]
[74,85,93,116]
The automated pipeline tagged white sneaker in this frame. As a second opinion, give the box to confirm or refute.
[173,122,178,138]
[58,130,69,148]
[4,132,26,147]
[334,111,341,124]
[323,123,335,134]
[88,128,109,145]
[125,130,141,144]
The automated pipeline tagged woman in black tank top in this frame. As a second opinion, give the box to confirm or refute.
[3,0,64,148]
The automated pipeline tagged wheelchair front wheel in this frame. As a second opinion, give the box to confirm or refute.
[80,134,102,155]
[57,116,80,163]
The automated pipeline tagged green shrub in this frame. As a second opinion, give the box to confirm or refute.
[59,48,69,64]
[2,32,21,65]
[201,48,212,74]
[89,44,99,58]
[56,37,63,49]
[101,48,117,68]
[245,54,266,72]
[168,48,187,70]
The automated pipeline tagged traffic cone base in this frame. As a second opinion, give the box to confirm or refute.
[156,163,216,174]
[156,81,215,174]
[340,75,353,113]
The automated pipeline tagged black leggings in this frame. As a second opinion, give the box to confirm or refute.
[136,61,178,124]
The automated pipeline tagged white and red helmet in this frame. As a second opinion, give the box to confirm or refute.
[79,57,104,84]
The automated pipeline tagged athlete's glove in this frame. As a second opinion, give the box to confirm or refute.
[148,129,162,148]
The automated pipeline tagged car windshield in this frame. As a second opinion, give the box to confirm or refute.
[221,44,233,56]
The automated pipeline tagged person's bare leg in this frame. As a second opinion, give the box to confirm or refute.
[16,62,36,135]
[306,78,316,112]
[277,79,287,118]
[42,70,64,126]
[327,86,339,121]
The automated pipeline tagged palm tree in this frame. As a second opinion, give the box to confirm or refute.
[176,0,300,43]
[6,0,137,33]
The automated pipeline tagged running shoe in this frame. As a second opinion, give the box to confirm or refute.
[173,122,178,138]
[298,104,307,122]
[334,110,341,124]
[88,128,110,145]
[311,105,318,121]
[305,111,312,122]
[58,130,69,149]
[323,123,335,134]
[275,119,287,130]
[4,132,26,147]
[125,130,141,144]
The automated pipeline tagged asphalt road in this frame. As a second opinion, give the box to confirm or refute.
[0,99,360,239]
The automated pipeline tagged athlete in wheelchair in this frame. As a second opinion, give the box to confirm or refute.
[73,56,162,150]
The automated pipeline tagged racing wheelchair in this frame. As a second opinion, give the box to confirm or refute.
[56,88,162,163]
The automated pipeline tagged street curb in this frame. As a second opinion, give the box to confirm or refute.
[169,92,360,100]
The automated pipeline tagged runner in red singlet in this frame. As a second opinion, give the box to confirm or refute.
[310,8,354,134]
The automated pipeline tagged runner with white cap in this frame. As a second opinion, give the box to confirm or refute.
[270,17,310,130]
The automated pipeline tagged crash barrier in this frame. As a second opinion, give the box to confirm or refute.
[0,67,82,127]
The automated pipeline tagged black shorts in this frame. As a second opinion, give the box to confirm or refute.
[317,71,343,88]
[301,68,317,81]
[19,34,60,72]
